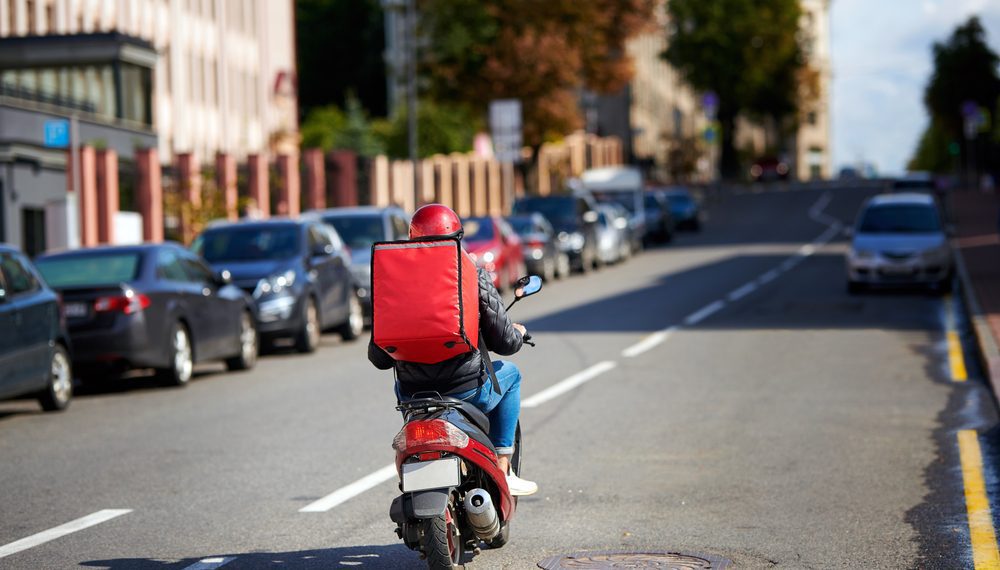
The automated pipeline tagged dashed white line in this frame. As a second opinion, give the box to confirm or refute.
[758,269,781,285]
[684,300,726,326]
[521,361,618,408]
[182,557,236,570]
[727,282,758,302]
[621,327,676,358]
[0,509,132,559]
[300,464,398,513]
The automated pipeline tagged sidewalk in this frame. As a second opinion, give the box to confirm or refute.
[950,188,1000,396]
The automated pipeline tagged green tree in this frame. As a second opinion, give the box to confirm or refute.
[920,17,1000,178]
[908,119,956,173]
[296,0,387,117]
[300,95,385,156]
[663,0,805,178]
[373,100,483,159]
[420,0,657,149]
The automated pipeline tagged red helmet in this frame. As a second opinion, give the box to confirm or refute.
[409,204,462,238]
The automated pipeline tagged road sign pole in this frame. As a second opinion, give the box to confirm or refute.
[68,114,81,249]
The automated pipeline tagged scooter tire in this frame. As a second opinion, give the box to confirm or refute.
[422,507,463,569]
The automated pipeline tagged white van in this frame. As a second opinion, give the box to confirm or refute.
[580,166,647,249]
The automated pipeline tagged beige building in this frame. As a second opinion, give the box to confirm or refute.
[0,0,298,164]
[625,0,832,181]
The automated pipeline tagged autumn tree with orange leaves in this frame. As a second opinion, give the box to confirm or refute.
[420,0,657,149]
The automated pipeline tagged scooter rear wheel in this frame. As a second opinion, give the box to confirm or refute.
[422,503,462,569]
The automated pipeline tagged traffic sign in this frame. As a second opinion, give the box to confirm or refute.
[44,119,70,148]
[489,99,522,164]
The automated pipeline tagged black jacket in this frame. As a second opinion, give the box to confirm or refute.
[369,268,523,397]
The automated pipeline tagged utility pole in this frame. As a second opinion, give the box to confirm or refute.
[405,0,419,206]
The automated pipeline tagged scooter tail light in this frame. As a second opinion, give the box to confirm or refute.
[392,419,469,452]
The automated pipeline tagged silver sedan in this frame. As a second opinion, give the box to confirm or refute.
[846,193,953,293]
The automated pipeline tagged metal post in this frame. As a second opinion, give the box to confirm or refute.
[69,114,81,249]
[406,0,419,206]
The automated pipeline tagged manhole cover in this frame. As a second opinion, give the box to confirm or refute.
[538,550,733,569]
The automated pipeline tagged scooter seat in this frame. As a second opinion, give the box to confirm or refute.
[440,396,491,435]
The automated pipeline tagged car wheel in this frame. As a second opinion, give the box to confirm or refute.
[295,298,321,353]
[159,322,193,386]
[338,291,364,341]
[226,310,258,371]
[847,281,863,295]
[543,258,555,282]
[38,344,72,412]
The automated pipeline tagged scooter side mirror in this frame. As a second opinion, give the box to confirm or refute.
[515,275,543,299]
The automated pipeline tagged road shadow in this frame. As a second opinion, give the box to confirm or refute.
[82,544,422,569]
[526,252,948,334]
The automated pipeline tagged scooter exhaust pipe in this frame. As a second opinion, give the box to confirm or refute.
[463,488,500,540]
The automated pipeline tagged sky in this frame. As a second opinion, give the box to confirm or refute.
[831,0,1000,176]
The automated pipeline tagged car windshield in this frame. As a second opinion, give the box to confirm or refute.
[592,191,636,214]
[36,253,141,288]
[324,215,384,251]
[513,197,576,224]
[462,218,495,241]
[507,217,535,236]
[858,204,941,234]
[195,226,301,262]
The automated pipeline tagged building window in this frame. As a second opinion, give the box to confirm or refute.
[808,146,824,180]
[807,111,817,126]
[21,208,46,258]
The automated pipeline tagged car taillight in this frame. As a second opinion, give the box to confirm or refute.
[392,419,469,452]
[94,292,151,315]
[526,240,545,248]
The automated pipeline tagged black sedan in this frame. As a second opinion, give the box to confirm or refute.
[34,243,259,386]
[507,213,569,281]
[0,245,73,411]
[193,219,364,353]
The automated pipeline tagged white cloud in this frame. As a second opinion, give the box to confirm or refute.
[831,0,1000,174]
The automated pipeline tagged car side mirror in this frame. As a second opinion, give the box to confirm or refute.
[582,211,598,224]
[215,269,232,286]
[0,288,6,303]
[312,243,334,257]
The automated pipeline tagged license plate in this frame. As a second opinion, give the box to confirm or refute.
[881,265,914,276]
[64,302,89,318]
[401,458,461,492]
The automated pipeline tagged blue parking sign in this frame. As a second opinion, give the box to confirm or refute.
[44,119,70,148]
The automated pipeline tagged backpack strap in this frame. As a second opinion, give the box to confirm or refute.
[479,332,502,394]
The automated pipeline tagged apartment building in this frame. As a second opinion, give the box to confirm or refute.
[0,0,298,254]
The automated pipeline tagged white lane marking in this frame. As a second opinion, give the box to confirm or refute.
[622,327,677,358]
[798,244,816,257]
[300,464,398,513]
[0,509,132,559]
[758,269,780,285]
[521,361,618,409]
[182,557,236,570]
[684,300,726,326]
[727,282,758,302]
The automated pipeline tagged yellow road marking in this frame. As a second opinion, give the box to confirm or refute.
[946,295,968,382]
[959,430,1000,569]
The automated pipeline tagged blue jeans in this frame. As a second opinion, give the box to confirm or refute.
[398,361,522,456]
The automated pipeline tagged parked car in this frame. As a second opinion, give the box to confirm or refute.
[594,205,629,265]
[602,203,636,260]
[507,213,569,282]
[34,243,258,387]
[643,191,675,243]
[0,245,73,410]
[581,166,648,250]
[305,206,409,323]
[891,172,935,193]
[750,156,790,182]
[192,219,364,353]
[659,187,702,231]
[512,193,600,273]
[462,216,526,292]
[846,193,953,294]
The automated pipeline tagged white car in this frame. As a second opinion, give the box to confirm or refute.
[846,193,953,293]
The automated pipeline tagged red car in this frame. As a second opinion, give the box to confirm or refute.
[750,156,790,182]
[462,216,526,293]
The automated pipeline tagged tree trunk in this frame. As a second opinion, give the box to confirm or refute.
[719,110,741,181]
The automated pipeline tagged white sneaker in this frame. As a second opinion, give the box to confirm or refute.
[506,472,538,496]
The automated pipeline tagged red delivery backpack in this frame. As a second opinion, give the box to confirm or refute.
[371,236,480,364]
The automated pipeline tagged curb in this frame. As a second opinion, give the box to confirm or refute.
[953,244,1000,401]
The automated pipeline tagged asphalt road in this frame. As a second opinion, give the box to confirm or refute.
[1,184,997,569]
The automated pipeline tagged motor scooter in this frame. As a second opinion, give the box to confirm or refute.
[389,275,541,569]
